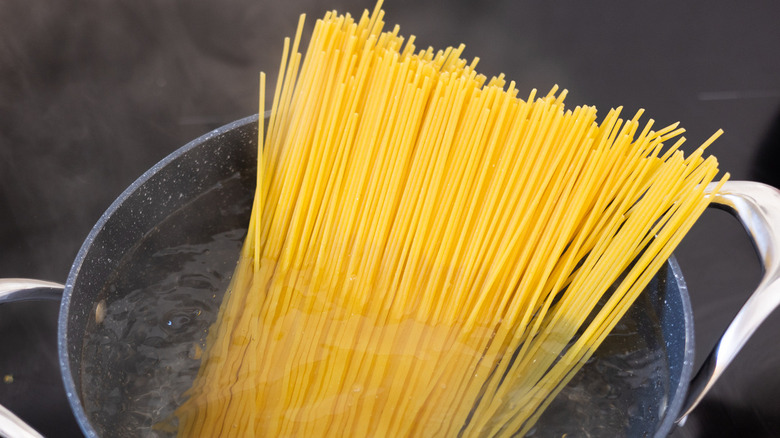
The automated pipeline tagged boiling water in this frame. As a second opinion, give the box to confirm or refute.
[529,291,670,437]
[80,176,671,437]
[80,175,250,437]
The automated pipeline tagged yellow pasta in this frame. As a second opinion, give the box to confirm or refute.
[175,1,727,436]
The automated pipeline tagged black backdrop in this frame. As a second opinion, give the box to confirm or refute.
[1,0,780,436]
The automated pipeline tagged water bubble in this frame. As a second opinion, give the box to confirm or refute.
[161,309,198,333]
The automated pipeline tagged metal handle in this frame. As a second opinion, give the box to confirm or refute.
[0,405,44,438]
[0,278,64,438]
[0,278,64,304]
[678,181,780,422]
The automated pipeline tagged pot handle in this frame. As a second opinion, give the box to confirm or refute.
[678,180,780,422]
[0,278,64,438]
[0,404,45,438]
[0,278,64,304]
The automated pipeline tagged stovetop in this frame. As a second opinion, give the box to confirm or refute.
[1,0,780,436]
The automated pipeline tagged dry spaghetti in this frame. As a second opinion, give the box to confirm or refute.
[174,2,727,436]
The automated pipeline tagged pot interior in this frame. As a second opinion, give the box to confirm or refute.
[61,116,694,437]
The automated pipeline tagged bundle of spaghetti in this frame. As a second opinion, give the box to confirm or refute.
[174,1,727,436]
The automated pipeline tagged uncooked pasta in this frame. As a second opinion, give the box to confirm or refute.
[174,2,727,436]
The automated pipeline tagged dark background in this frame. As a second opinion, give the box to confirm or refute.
[1,0,779,436]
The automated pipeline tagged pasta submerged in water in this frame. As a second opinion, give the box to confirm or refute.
[175,1,727,436]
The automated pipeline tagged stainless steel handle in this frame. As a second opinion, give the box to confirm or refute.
[0,278,64,438]
[0,405,44,438]
[0,279,64,304]
[678,181,780,422]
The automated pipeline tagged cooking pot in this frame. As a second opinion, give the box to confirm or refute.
[1,115,779,437]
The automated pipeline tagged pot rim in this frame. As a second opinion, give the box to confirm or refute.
[654,256,695,438]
